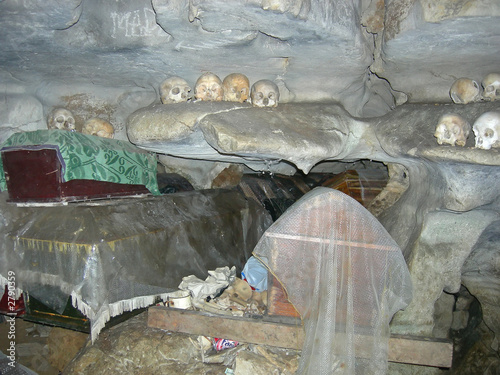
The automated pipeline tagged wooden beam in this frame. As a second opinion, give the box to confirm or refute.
[147,306,453,368]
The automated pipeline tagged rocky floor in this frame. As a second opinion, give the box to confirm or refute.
[62,311,300,375]
[0,316,88,374]
[61,308,500,375]
[2,305,500,374]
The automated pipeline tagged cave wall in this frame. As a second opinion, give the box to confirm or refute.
[1,0,500,372]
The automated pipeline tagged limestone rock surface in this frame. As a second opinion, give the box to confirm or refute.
[0,95,44,143]
[0,0,500,372]
[462,220,500,352]
[48,327,88,372]
[128,101,500,174]
[128,101,360,173]
[390,210,500,336]
[1,0,498,129]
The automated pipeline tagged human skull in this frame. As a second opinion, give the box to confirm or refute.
[194,72,223,101]
[222,73,250,103]
[47,107,76,131]
[472,111,500,150]
[82,118,115,139]
[250,80,280,108]
[434,114,470,147]
[449,78,481,104]
[481,73,500,102]
[160,76,191,104]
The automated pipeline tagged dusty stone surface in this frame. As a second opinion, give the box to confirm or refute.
[390,209,500,336]
[63,312,216,374]
[451,321,500,374]
[63,311,301,374]
[367,163,410,217]
[128,101,355,174]
[0,319,86,375]
[127,102,249,145]
[199,103,353,173]
[0,95,45,144]
[432,292,455,339]
[462,220,500,353]
[234,349,298,375]
[129,101,500,174]
[48,327,88,372]
[380,1,500,103]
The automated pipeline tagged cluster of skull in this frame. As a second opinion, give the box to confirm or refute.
[46,107,115,139]
[159,72,280,108]
[434,111,500,150]
[449,73,500,104]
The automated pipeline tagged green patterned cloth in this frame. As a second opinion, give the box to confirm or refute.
[0,130,160,195]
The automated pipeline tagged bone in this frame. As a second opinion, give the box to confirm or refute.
[194,72,224,101]
[232,277,253,301]
[472,111,500,150]
[434,113,470,147]
[82,117,115,139]
[481,73,500,102]
[250,79,280,108]
[47,107,76,131]
[450,77,481,104]
[222,73,250,103]
[160,76,192,104]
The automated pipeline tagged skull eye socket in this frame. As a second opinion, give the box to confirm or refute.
[241,88,247,95]
[485,85,495,93]
[67,117,75,124]
[255,92,263,100]
[56,116,65,123]
[484,128,494,138]
[452,125,461,135]
[268,93,275,100]
[172,87,180,95]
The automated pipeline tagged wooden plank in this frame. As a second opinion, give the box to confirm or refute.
[387,335,453,368]
[147,306,453,368]
[148,306,305,349]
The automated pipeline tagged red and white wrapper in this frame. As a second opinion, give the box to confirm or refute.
[213,337,238,351]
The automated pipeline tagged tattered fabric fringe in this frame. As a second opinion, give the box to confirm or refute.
[71,291,171,342]
[1,271,171,343]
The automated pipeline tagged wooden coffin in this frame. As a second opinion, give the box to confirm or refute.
[267,274,301,318]
[318,169,387,207]
[1,148,150,203]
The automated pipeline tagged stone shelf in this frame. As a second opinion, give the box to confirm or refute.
[127,101,500,172]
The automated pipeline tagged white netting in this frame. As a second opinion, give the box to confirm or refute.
[253,187,412,374]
